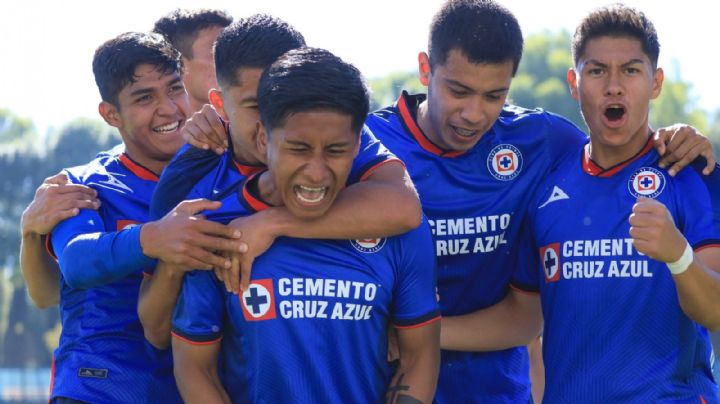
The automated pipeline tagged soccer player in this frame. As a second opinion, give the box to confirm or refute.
[153,8,233,115]
[446,4,720,402]
[140,14,421,348]
[181,1,717,402]
[46,32,245,403]
[172,46,440,403]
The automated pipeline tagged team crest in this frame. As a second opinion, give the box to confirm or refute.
[350,238,386,253]
[540,243,561,283]
[628,167,665,199]
[487,144,523,181]
[240,279,277,321]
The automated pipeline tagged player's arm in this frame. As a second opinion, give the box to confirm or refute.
[224,161,421,292]
[441,288,543,351]
[630,197,720,329]
[654,124,716,176]
[19,172,99,308]
[387,323,440,404]
[172,339,230,404]
[138,199,245,348]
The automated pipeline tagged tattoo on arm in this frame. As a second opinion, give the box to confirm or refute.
[386,374,423,404]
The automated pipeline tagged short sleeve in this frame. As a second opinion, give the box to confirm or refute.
[391,217,441,328]
[172,270,226,344]
[346,125,402,185]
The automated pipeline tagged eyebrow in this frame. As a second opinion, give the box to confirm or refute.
[128,76,183,97]
[584,58,646,68]
[445,78,509,95]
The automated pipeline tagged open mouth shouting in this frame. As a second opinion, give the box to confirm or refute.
[602,104,627,127]
[294,184,328,205]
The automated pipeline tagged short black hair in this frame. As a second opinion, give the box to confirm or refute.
[214,14,306,88]
[257,47,370,134]
[429,0,523,74]
[92,32,182,107]
[153,9,232,59]
[572,4,660,68]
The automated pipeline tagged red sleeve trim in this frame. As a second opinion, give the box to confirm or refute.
[359,158,405,182]
[510,284,540,296]
[694,243,720,253]
[171,331,222,346]
[44,234,58,261]
[393,315,441,330]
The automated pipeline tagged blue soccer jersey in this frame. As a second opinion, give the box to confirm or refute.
[172,173,440,403]
[514,137,720,403]
[150,122,396,221]
[364,92,588,402]
[48,148,181,403]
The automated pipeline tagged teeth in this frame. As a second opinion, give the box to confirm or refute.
[295,185,326,203]
[453,126,476,137]
[153,121,180,133]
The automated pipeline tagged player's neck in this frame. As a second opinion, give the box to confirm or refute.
[416,100,441,146]
[587,126,653,169]
[257,171,282,206]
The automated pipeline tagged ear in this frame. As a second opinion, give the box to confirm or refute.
[255,120,269,163]
[418,52,431,87]
[209,89,229,121]
[98,101,122,129]
[651,67,664,100]
[567,68,580,102]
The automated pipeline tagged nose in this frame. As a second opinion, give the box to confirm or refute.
[604,70,624,97]
[157,94,180,116]
[303,153,330,184]
[459,96,485,126]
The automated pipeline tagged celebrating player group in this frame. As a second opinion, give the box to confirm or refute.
[18,1,720,403]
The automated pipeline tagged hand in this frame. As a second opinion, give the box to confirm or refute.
[629,197,687,262]
[654,124,716,176]
[21,172,100,237]
[219,211,279,294]
[182,104,228,155]
[140,199,247,271]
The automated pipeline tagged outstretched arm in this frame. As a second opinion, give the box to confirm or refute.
[441,288,543,351]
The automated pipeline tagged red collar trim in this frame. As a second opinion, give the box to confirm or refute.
[118,153,160,182]
[396,93,464,158]
[233,160,265,177]
[241,171,271,212]
[582,135,654,177]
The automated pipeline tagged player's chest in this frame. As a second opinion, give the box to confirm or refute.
[227,239,396,324]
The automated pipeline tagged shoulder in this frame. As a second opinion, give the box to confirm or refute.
[63,149,121,185]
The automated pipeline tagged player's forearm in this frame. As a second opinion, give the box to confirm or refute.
[267,178,421,240]
[59,226,153,289]
[387,342,439,403]
[138,265,184,349]
[174,365,230,404]
[19,233,59,308]
[673,251,720,330]
[441,291,542,351]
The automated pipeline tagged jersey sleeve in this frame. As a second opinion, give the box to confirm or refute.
[149,143,222,221]
[346,124,402,185]
[543,112,588,171]
[691,159,720,236]
[510,214,542,293]
[673,168,720,250]
[172,270,226,344]
[50,170,153,289]
[391,217,441,328]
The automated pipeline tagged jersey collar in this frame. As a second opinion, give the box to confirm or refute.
[582,133,654,177]
[118,153,160,182]
[396,91,465,158]
[240,171,272,212]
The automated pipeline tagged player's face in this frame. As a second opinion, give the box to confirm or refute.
[568,36,663,164]
[182,25,224,110]
[420,49,513,152]
[260,111,359,220]
[106,64,189,172]
[214,67,265,164]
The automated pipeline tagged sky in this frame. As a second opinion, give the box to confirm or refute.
[1,0,717,135]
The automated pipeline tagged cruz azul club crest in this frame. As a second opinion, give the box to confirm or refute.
[628,167,666,199]
[487,144,523,181]
[350,238,386,253]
